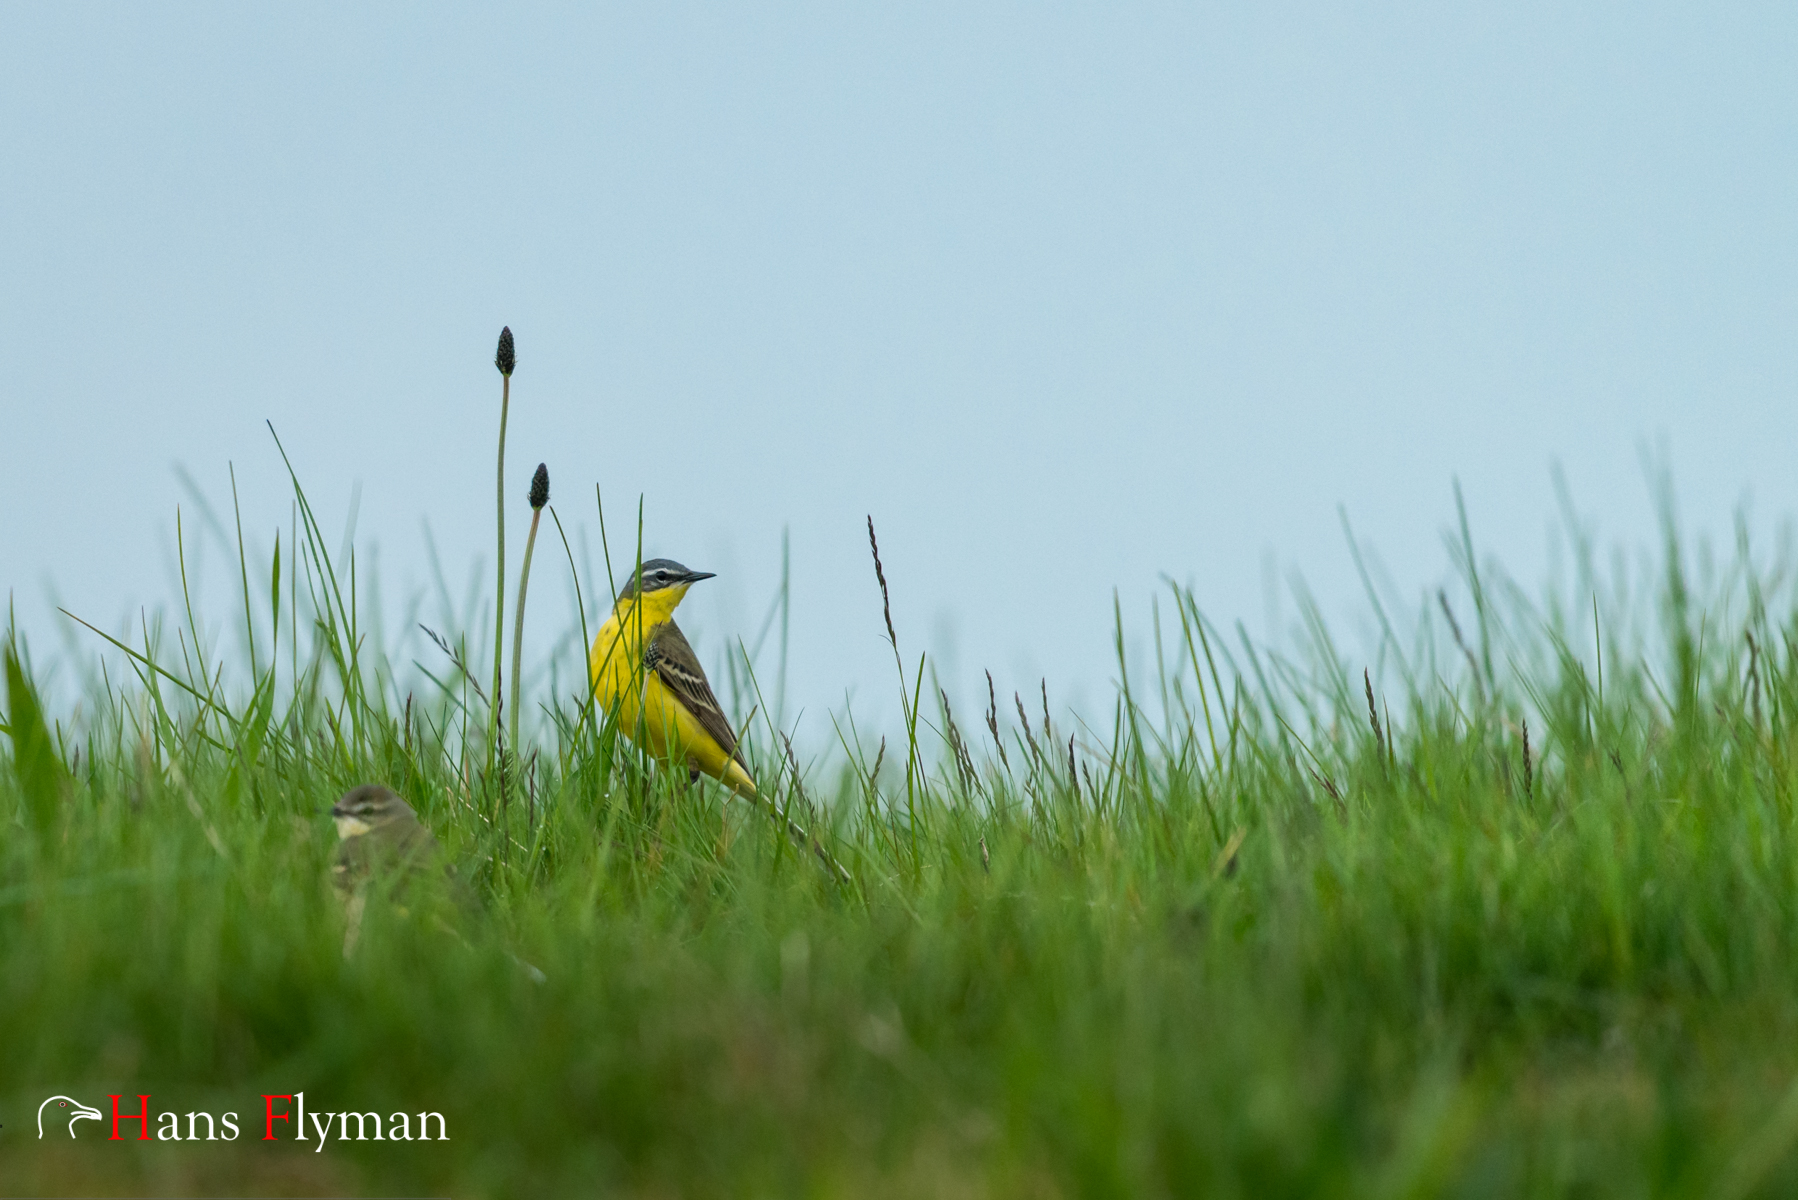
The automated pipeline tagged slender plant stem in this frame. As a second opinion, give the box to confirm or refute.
[491,372,510,768]
[510,508,542,750]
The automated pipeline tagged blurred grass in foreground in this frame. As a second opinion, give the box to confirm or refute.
[7,460,1798,1199]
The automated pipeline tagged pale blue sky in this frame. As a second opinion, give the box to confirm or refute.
[4,4,1796,737]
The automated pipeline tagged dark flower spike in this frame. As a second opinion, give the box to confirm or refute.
[495,326,516,377]
[529,463,549,510]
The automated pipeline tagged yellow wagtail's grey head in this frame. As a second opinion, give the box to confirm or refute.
[331,784,418,841]
[617,558,716,603]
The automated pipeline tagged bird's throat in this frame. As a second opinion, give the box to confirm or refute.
[334,816,374,840]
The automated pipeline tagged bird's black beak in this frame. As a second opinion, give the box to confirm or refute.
[684,570,716,584]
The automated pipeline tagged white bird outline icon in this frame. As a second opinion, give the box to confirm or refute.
[37,1095,102,1138]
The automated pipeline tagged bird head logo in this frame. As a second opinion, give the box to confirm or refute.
[37,1094,102,1138]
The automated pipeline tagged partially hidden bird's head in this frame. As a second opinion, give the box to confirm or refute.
[615,558,716,616]
[331,784,418,841]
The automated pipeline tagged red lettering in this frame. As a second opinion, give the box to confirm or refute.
[261,1094,294,1141]
[109,1094,151,1141]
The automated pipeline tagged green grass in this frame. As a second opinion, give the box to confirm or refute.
[7,455,1798,1199]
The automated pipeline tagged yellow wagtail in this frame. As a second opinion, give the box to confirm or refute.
[589,558,854,886]
[588,559,758,797]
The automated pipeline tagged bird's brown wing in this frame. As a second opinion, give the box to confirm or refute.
[646,619,746,768]
[331,816,442,900]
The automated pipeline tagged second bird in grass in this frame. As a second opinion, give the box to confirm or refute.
[329,783,547,980]
[588,558,757,797]
[330,784,446,899]
[330,783,451,958]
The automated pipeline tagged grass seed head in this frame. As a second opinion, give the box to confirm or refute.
[495,326,516,377]
[867,515,896,647]
[529,462,549,510]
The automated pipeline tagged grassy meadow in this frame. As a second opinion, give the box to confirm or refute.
[8,448,1798,1198]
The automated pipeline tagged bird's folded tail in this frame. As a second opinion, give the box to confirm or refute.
[721,757,759,800]
[719,759,853,888]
